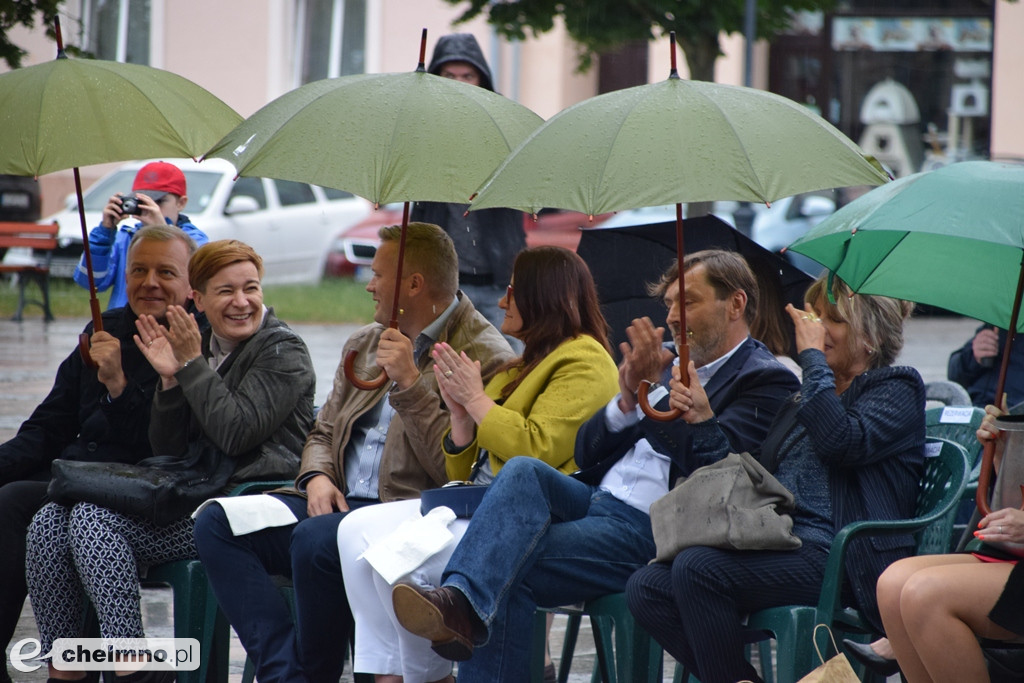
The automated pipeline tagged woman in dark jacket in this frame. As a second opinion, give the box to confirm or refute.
[626,273,925,683]
[26,239,314,683]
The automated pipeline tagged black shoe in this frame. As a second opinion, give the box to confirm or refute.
[843,638,902,677]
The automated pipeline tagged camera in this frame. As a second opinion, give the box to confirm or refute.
[118,193,142,216]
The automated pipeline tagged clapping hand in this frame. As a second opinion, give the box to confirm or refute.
[618,317,672,412]
[135,306,202,386]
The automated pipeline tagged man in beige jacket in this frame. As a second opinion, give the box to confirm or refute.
[194,222,513,683]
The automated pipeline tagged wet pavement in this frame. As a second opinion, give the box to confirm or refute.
[1,314,978,681]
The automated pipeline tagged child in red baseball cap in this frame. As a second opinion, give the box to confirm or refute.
[74,161,208,309]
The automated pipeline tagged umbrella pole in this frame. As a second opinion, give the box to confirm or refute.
[53,18,102,364]
[639,203,687,421]
[343,203,411,390]
[976,259,1024,515]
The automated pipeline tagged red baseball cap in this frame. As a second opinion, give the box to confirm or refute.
[132,161,186,197]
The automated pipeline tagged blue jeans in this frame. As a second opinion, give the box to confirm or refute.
[441,458,655,682]
[193,493,375,683]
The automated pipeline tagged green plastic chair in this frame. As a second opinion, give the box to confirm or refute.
[532,593,663,683]
[142,479,294,683]
[740,437,970,683]
[924,405,985,549]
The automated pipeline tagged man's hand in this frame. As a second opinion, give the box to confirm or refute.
[668,362,714,424]
[90,331,127,398]
[376,327,419,390]
[972,327,1000,365]
[305,474,349,516]
[617,317,671,412]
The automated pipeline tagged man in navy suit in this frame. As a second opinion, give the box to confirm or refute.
[391,250,800,682]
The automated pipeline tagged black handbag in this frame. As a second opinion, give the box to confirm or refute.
[420,481,489,518]
[48,439,235,527]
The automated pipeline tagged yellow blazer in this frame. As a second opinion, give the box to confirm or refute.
[444,334,619,481]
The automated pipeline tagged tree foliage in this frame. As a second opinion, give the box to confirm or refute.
[443,0,833,81]
[0,0,64,69]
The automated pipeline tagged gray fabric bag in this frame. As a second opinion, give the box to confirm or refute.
[649,451,801,563]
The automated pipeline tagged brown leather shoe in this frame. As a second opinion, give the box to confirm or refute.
[392,584,482,661]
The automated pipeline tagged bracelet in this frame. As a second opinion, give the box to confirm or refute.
[180,355,203,370]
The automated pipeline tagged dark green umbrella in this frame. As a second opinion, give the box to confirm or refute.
[788,160,1024,514]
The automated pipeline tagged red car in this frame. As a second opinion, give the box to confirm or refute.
[324,205,610,278]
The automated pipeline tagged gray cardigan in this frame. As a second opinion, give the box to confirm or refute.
[149,309,315,487]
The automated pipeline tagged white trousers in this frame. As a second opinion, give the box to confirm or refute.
[337,499,470,682]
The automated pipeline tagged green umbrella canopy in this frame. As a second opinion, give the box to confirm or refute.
[469,76,889,216]
[0,56,242,177]
[203,71,543,207]
[788,161,1024,332]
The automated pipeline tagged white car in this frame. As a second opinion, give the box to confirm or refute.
[6,158,371,285]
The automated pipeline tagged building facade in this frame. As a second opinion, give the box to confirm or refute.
[5,0,1022,214]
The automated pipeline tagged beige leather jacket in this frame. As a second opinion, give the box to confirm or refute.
[287,293,514,502]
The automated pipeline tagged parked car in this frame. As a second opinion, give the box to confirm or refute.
[2,158,371,285]
[596,191,839,275]
[324,205,611,278]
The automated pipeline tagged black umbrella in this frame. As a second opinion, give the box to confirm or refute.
[577,214,814,363]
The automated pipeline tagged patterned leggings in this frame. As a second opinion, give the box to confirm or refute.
[26,502,196,651]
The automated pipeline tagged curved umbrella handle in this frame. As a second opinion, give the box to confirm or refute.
[343,349,389,390]
[639,342,689,422]
[975,439,1024,517]
[638,381,682,422]
[78,333,97,369]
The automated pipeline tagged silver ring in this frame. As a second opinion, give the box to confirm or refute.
[444,370,453,378]
[1000,525,1005,533]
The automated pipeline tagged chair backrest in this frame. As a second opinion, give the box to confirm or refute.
[925,380,972,407]
[925,405,985,479]
[914,437,971,554]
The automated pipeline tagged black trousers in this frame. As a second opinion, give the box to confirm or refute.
[0,478,50,652]
[625,543,830,683]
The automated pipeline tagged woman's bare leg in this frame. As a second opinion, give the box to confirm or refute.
[877,554,980,682]
[900,560,1017,682]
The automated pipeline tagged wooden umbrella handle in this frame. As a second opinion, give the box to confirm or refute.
[638,382,681,422]
[344,349,389,390]
[975,438,1024,516]
[639,343,688,421]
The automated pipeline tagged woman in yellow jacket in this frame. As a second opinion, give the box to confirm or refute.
[337,246,619,683]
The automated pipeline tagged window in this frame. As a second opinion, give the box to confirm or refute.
[296,0,366,84]
[274,180,316,207]
[228,177,268,210]
[321,186,354,201]
[81,0,151,64]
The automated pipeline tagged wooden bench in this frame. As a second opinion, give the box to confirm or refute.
[0,221,59,321]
